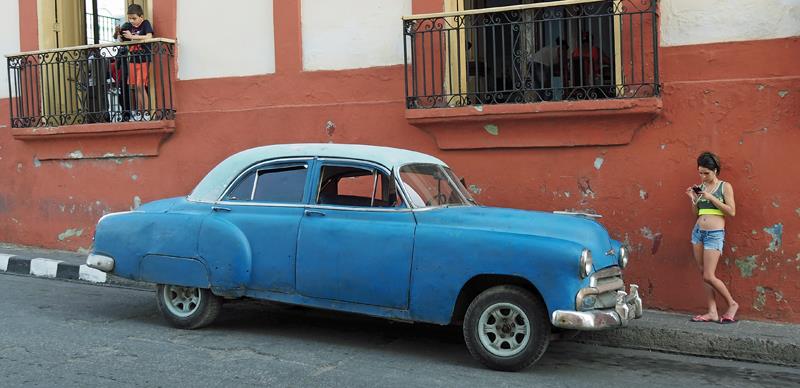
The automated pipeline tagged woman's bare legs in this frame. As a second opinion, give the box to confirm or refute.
[693,243,718,320]
[702,248,738,318]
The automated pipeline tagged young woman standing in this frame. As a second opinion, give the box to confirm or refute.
[687,152,738,323]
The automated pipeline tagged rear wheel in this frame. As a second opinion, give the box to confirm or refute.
[156,284,222,329]
[463,285,550,371]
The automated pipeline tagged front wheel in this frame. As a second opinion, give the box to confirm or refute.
[463,285,550,371]
[155,284,222,329]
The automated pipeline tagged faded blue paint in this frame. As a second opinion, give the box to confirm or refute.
[763,223,783,252]
[93,146,630,326]
[140,255,209,288]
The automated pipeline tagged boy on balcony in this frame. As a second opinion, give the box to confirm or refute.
[120,4,153,121]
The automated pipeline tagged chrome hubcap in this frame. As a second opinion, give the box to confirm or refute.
[478,302,530,357]
[163,285,201,317]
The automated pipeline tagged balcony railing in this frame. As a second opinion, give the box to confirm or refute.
[6,38,175,128]
[403,0,659,109]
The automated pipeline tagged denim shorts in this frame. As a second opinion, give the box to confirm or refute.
[691,224,725,251]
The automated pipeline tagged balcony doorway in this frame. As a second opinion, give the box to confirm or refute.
[441,0,620,104]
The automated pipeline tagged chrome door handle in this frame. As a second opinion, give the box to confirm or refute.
[212,206,231,212]
[304,210,326,217]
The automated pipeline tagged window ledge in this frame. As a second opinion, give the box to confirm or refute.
[11,120,175,160]
[406,98,662,149]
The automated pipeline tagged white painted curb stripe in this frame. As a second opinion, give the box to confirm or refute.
[0,254,15,271]
[79,265,108,283]
[29,258,64,278]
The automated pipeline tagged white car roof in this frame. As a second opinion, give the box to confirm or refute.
[188,143,447,202]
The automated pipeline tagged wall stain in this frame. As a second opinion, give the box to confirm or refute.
[763,223,783,252]
[58,228,84,241]
[735,255,758,278]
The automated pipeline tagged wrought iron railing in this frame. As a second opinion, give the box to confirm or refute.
[403,0,659,109]
[6,38,175,128]
[86,13,119,44]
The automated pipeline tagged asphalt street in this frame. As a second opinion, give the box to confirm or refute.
[1,273,798,388]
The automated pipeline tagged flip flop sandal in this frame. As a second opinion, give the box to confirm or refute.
[718,315,738,324]
[690,315,715,323]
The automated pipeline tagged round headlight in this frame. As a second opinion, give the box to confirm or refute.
[618,246,629,268]
[580,249,593,278]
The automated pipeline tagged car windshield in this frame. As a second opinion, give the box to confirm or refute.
[399,163,476,208]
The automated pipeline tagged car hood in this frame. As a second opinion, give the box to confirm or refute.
[414,206,619,269]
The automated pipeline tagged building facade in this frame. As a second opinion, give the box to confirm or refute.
[1,0,798,322]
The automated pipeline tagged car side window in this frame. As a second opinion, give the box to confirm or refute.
[252,166,308,203]
[224,165,307,203]
[316,165,400,208]
[224,171,256,201]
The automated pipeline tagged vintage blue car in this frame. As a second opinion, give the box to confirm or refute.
[87,143,642,371]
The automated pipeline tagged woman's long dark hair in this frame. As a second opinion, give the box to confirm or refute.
[697,151,721,175]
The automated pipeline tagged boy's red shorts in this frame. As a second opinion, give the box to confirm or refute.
[128,63,150,86]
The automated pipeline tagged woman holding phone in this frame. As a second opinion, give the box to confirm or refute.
[686,151,738,323]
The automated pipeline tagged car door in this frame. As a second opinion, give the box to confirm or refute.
[295,160,416,309]
[210,158,311,292]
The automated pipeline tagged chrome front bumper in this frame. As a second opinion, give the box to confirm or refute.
[551,284,643,330]
[86,253,115,272]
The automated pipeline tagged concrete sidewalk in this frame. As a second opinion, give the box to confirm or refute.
[1,243,798,367]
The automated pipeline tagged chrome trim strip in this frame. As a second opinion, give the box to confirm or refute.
[214,201,414,213]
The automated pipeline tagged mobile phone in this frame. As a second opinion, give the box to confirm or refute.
[692,186,702,194]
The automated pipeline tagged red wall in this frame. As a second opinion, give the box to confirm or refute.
[1,0,798,323]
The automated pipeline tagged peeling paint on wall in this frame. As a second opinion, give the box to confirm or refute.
[57,228,83,241]
[16,163,22,172]
[132,196,142,210]
[131,174,139,181]
[33,157,41,167]
[639,190,648,200]
[484,124,499,136]
[763,223,783,252]
[325,120,336,137]
[60,161,73,169]
[778,90,789,98]
[473,105,483,112]
[577,177,595,199]
[754,286,767,311]
[594,157,604,170]
[67,150,84,159]
[468,184,482,195]
[735,256,758,278]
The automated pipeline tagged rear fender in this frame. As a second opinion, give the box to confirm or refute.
[197,214,252,295]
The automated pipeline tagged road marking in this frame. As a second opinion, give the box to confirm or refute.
[30,258,64,278]
[79,265,107,283]
[0,254,15,271]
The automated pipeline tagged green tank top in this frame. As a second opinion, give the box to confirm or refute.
[697,181,725,216]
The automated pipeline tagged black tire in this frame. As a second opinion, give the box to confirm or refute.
[155,284,222,329]
[463,285,550,371]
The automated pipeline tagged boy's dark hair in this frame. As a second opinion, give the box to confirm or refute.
[127,4,144,16]
[697,151,721,175]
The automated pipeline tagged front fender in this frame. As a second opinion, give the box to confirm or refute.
[409,225,585,324]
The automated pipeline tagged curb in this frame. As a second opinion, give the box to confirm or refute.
[0,253,153,289]
[0,253,107,283]
[573,317,800,367]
